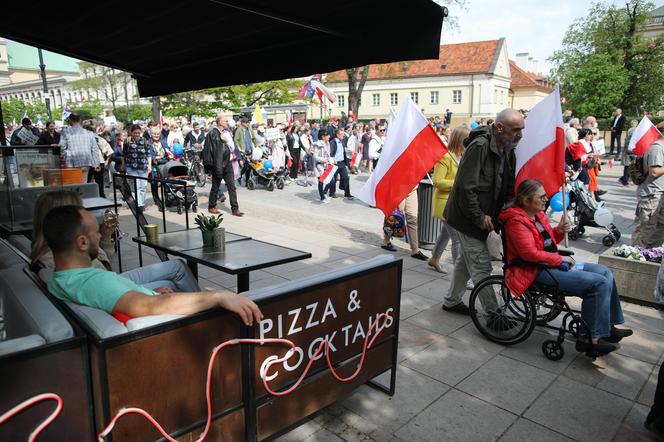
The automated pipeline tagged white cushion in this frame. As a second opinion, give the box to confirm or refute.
[126,315,185,332]
[64,301,128,338]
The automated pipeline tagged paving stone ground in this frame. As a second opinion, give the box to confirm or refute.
[109,162,663,442]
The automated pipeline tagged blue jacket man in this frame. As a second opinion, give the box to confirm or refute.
[328,129,353,199]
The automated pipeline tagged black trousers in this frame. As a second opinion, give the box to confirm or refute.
[610,130,622,154]
[209,164,238,211]
[289,149,300,179]
[329,163,351,197]
[87,164,106,198]
[647,364,664,430]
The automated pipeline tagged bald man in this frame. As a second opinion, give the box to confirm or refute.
[442,108,525,315]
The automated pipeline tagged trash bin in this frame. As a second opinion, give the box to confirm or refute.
[417,179,443,250]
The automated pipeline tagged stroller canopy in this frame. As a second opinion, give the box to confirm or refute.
[159,161,189,179]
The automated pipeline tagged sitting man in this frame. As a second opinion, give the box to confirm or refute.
[43,205,262,325]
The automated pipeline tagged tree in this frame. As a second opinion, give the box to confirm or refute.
[52,99,104,121]
[162,90,219,121]
[72,62,133,114]
[346,66,370,118]
[113,104,153,123]
[1,99,48,124]
[212,79,304,113]
[549,0,664,116]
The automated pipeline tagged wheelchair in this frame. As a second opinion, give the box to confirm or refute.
[468,231,604,361]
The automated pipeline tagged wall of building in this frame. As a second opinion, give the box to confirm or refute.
[510,87,549,111]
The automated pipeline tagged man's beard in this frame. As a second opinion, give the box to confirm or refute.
[497,132,521,150]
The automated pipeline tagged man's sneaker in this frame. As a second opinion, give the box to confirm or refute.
[344,195,354,200]
[329,194,338,199]
[321,198,330,204]
[442,303,470,315]
[596,189,608,196]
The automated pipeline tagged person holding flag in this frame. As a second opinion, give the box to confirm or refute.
[632,119,664,248]
[314,129,335,203]
[442,109,523,315]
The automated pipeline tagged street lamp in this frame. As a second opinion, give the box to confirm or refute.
[37,49,52,121]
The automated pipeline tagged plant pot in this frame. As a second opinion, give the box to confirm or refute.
[201,230,215,247]
[213,227,226,252]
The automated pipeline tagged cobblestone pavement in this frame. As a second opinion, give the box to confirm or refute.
[110,163,663,442]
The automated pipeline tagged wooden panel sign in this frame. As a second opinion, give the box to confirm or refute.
[252,260,401,440]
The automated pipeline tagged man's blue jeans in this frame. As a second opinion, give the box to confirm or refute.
[121,259,200,292]
[535,263,625,339]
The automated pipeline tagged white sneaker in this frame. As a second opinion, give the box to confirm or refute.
[466,281,475,290]
[320,198,330,204]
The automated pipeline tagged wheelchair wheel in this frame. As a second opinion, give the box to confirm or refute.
[542,340,564,361]
[527,287,562,325]
[469,275,536,346]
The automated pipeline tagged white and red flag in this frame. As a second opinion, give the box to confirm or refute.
[515,86,566,197]
[358,97,447,216]
[628,116,662,157]
[310,80,336,104]
[319,164,337,185]
[351,152,362,168]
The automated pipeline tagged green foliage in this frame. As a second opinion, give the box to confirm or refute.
[52,99,105,121]
[554,53,629,118]
[162,90,219,121]
[112,104,153,122]
[549,0,664,117]
[211,79,304,112]
[194,213,224,231]
[2,99,50,123]
[72,62,134,112]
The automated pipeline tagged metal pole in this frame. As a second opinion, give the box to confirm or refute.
[0,100,7,146]
[37,49,52,121]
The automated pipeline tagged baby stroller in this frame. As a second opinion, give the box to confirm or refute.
[156,160,198,214]
[242,149,285,191]
[566,177,620,246]
[182,144,206,187]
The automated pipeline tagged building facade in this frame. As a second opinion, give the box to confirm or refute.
[0,38,143,116]
[307,39,553,125]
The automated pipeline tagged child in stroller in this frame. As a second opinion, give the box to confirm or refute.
[242,147,286,191]
[154,160,198,214]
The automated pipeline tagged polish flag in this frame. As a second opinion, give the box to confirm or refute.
[628,117,662,157]
[351,152,362,168]
[515,86,566,197]
[319,164,337,185]
[359,97,447,216]
[310,80,336,104]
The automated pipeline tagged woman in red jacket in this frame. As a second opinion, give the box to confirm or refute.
[498,179,631,354]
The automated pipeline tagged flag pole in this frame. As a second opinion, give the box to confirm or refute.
[562,173,569,248]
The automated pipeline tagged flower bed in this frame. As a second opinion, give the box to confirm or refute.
[612,245,664,263]
[598,247,662,307]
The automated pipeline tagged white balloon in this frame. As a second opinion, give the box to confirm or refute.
[594,207,614,227]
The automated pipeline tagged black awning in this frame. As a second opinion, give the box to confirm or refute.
[0,1,445,97]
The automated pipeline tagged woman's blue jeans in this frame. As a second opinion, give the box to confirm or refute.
[126,167,149,207]
[535,262,625,339]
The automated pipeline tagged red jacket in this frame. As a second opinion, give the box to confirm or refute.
[498,207,565,296]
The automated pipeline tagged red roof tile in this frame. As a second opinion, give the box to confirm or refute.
[509,60,553,91]
[326,39,503,82]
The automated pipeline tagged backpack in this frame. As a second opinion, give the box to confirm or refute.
[629,156,647,185]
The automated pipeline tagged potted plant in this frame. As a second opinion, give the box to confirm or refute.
[195,213,224,248]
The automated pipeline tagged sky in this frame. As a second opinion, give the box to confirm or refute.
[442,0,664,75]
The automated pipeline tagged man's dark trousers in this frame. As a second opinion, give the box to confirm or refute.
[329,163,351,197]
[209,163,238,211]
[610,129,623,155]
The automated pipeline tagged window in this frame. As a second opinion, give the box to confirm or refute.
[452,90,462,104]
[410,92,419,104]
[390,93,398,106]
[337,95,345,107]
[372,93,380,106]
[430,91,439,105]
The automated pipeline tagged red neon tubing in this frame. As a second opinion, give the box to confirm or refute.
[0,393,63,442]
